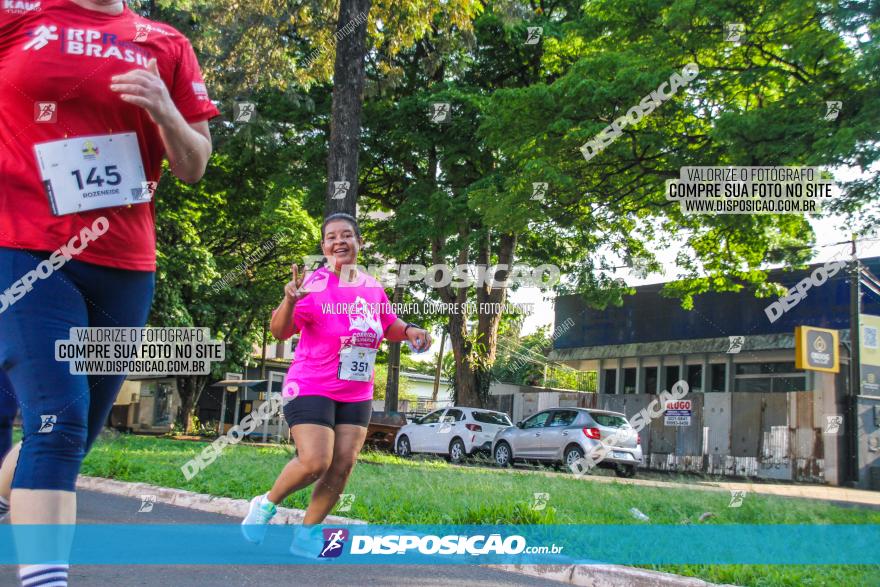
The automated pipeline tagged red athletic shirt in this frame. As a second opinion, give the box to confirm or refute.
[0,0,220,271]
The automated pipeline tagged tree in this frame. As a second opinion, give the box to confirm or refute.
[479,0,879,306]
[493,320,596,391]
[357,0,878,408]
[133,0,483,428]
[137,0,878,419]
[357,3,580,407]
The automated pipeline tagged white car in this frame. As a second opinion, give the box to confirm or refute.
[394,407,513,463]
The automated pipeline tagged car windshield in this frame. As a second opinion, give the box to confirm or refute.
[471,411,512,426]
[419,410,444,424]
[592,413,629,428]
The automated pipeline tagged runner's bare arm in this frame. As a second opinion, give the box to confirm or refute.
[270,298,297,340]
[110,59,212,183]
[385,319,432,351]
[158,118,212,184]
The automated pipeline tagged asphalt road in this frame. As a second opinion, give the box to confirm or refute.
[0,490,568,587]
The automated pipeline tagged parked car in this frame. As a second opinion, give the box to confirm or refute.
[492,408,642,477]
[395,407,513,463]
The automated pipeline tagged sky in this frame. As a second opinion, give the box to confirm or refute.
[509,210,880,337]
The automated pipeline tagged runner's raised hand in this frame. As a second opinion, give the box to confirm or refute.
[284,263,309,304]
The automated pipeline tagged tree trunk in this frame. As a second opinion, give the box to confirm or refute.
[325,0,372,216]
[444,232,517,408]
[177,374,208,434]
[475,232,516,365]
[447,310,479,407]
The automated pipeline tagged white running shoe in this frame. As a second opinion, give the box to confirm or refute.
[289,525,327,559]
[241,493,277,544]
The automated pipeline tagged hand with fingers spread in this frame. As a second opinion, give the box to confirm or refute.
[110,58,175,126]
[270,264,311,340]
[284,264,311,305]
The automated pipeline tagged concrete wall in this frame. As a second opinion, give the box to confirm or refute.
[857,395,880,489]
[489,382,841,483]
[405,377,454,402]
[113,378,181,434]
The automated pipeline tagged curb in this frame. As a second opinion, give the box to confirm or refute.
[77,475,734,586]
[451,460,880,508]
[76,475,367,525]
[488,564,734,587]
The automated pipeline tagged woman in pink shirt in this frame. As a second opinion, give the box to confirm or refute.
[242,213,431,550]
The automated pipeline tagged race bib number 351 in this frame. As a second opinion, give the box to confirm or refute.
[338,346,377,382]
[34,132,149,216]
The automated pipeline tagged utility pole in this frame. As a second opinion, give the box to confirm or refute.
[432,330,447,402]
[260,319,268,380]
[847,234,861,485]
[385,271,404,414]
[218,388,227,436]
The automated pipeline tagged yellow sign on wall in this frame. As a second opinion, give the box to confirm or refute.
[795,326,839,373]
[861,314,880,394]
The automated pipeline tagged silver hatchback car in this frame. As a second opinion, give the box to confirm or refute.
[491,408,643,477]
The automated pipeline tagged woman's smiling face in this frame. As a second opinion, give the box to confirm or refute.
[321,219,361,270]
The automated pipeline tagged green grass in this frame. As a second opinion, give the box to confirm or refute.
[75,432,880,586]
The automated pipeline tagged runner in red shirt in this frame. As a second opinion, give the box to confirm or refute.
[0,0,218,269]
[0,2,218,585]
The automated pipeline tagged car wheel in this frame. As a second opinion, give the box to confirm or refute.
[448,438,466,464]
[563,445,585,472]
[494,441,512,467]
[396,435,411,458]
[615,464,637,478]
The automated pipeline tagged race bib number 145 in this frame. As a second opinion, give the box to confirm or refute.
[34,132,150,216]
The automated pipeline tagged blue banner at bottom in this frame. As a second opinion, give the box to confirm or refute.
[0,524,875,565]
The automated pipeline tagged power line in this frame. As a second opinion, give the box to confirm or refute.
[496,338,582,373]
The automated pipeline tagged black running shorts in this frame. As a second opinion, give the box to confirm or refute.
[283,394,373,429]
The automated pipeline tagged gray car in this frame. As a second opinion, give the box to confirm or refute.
[491,408,643,478]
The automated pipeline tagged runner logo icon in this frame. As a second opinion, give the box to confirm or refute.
[38,414,57,433]
[319,528,348,558]
[23,24,58,51]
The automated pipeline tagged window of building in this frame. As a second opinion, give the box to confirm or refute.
[268,371,285,398]
[734,378,772,392]
[735,362,797,375]
[710,363,726,392]
[153,382,173,426]
[687,365,703,393]
[773,376,807,393]
[603,369,617,394]
[644,367,658,394]
[665,366,680,388]
[623,368,637,394]
[734,362,805,392]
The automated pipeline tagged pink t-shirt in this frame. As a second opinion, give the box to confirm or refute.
[282,267,398,402]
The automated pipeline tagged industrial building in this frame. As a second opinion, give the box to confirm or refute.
[539,257,880,487]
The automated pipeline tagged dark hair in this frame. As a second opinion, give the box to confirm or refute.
[321,213,361,239]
